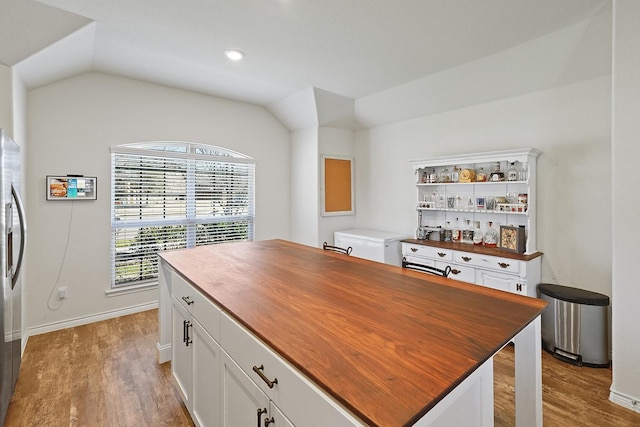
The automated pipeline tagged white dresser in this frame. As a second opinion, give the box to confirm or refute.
[334,229,407,266]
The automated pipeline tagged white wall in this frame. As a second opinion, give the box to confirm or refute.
[318,126,356,246]
[355,75,611,296]
[25,72,290,332]
[290,128,319,246]
[0,65,12,133]
[610,0,640,412]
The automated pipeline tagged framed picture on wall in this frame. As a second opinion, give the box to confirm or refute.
[46,175,97,201]
[321,155,354,216]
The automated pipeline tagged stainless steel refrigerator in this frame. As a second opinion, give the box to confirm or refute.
[0,129,26,423]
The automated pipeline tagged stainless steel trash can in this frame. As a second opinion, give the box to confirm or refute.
[537,283,609,367]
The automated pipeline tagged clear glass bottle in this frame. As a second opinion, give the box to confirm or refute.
[443,221,453,242]
[421,171,428,183]
[483,221,499,247]
[428,168,437,183]
[450,166,459,183]
[452,218,462,243]
[473,221,484,245]
[462,219,474,244]
[489,162,505,182]
[439,168,450,183]
[507,162,518,181]
[476,167,487,182]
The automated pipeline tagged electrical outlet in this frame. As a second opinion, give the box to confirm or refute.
[58,286,68,300]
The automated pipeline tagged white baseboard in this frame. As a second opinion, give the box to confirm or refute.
[157,342,172,364]
[25,301,159,342]
[609,389,640,413]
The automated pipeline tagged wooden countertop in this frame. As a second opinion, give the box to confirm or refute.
[159,239,546,427]
[402,238,544,261]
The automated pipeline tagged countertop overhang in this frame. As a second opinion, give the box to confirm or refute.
[159,239,546,426]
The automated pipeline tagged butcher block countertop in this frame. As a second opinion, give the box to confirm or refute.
[159,239,546,426]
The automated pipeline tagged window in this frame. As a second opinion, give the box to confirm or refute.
[110,142,255,288]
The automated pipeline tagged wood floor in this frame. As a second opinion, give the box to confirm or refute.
[5,309,640,426]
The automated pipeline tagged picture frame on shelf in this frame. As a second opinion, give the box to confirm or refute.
[500,225,526,253]
[476,196,486,210]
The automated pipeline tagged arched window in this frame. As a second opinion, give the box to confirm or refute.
[110,141,255,288]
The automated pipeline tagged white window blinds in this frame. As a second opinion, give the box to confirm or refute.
[110,143,255,287]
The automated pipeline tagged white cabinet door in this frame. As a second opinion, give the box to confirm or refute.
[221,350,270,427]
[192,319,221,427]
[172,298,192,408]
[476,269,527,295]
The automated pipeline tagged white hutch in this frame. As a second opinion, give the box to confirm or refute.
[403,148,543,297]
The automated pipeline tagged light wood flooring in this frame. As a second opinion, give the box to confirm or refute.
[5,309,640,426]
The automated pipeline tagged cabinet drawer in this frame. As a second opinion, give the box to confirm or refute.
[221,313,362,427]
[402,243,453,261]
[436,261,475,283]
[453,251,520,275]
[172,272,221,342]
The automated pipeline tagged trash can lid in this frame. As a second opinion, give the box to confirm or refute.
[537,283,609,306]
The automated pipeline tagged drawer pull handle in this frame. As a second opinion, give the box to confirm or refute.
[450,269,461,275]
[411,247,418,252]
[253,364,278,388]
[498,262,510,269]
[181,296,194,305]
[437,252,446,257]
[257,408,267,427]
[462,256,472,262]
[264,417,275,426]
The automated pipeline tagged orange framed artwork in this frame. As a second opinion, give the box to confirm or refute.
[322,155,354,216]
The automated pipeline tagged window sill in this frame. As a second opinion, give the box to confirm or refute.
[105,281,158,297]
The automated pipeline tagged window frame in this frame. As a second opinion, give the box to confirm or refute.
[110,142,255,290]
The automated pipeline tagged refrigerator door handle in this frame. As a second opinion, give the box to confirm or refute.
[11,184,26,289]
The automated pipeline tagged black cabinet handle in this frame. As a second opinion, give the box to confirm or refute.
[437,252,446,257]
[264,417,275,426]
[252,364,278,388]
[257,408,267,427]
[181,296,194,305]
[450,269,461,275]
[185,320,192,346]
[462,256,472,262]
[410,247,418,252]
[182,320,187,343]
[498,262,510,269]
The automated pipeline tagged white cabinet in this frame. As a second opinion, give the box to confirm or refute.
[334,229,406,266]
[220,313,362,427]
[171,271,221,427]
[401,241,541,297]
[411,148,540,254]
[220,350,295,427]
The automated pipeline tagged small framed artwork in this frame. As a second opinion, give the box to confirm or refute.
[476,196,486,210]
[46,175,97,201]
[500,225,525,253]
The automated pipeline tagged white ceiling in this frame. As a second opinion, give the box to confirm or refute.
[1,0,609,107]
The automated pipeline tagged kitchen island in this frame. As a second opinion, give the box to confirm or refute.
[157,239,546,426]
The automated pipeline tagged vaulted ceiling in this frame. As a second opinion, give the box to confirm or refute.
[1,0,610,107]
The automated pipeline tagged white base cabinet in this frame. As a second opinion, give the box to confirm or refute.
[402,242,541,297]
[171,271,221,427]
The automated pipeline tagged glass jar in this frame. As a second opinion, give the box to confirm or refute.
[439,168,450,183]
[483,221,499,247]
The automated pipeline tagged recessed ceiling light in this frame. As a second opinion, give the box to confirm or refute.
[224,49,245,61]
